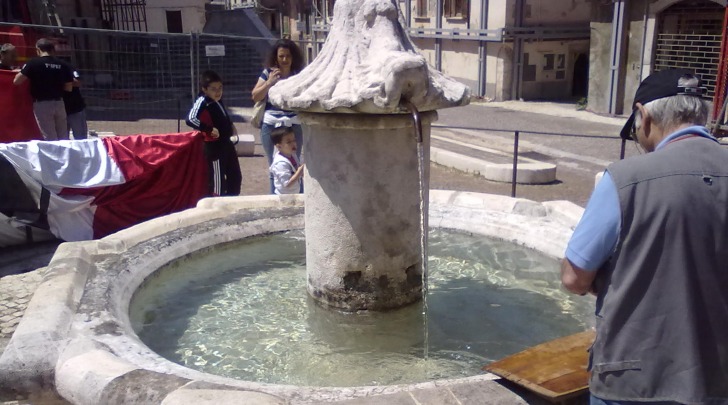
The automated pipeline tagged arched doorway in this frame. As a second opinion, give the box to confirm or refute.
[653,0,725,97]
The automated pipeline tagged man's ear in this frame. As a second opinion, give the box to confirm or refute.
[635,103,651,136]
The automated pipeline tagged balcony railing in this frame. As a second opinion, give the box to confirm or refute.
[311,24,590,42]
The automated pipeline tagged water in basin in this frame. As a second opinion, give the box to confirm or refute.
[130,229,593,386]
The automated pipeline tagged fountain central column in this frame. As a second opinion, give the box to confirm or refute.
[301,112,435,310]
[269,0,469,311]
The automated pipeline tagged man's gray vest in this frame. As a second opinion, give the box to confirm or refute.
[593,136,728,403]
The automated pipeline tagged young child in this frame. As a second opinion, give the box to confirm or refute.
[186,70,242,196]
[269,126,304,195]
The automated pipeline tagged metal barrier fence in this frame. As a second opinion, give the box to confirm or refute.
[0,22,312,135]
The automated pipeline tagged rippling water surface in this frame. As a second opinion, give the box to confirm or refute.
[131,229,593,386]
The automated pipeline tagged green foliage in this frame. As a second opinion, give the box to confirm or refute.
[575,97,588,111]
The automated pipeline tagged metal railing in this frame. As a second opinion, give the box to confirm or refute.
[311,24,589,42]
[432,124,632,198]
[501,26,591,40]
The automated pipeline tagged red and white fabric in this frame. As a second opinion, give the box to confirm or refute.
[0,70,42,143]
[0,132,208,243]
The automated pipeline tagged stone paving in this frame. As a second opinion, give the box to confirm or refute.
[0,271,42,352]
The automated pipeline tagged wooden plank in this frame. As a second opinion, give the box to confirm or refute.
[483,330,595,403]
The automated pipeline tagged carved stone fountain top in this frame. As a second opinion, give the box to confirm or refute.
[268,0,471,114]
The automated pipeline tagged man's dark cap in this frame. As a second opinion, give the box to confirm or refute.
[620,69,706,140]
[35,38,55,52]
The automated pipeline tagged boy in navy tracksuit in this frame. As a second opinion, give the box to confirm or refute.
[186,70,242,196]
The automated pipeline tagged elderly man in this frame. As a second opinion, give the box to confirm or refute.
[0,43,17,70]
[13,38,73,140]
[561,69,728,405]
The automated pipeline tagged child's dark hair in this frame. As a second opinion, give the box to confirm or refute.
[270,126,294,145]
[200,70,222,89]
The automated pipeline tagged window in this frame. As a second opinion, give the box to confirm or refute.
[444,0,468,19]
[544,54,555,71]
[165,10,183,33]
[544,53,565,71]
[543,53,567,81]
[416,0,428,18]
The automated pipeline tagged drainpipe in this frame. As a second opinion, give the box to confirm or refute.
[510,0,524,100]
[477,0,488,97]
[279,10,284,38]
[436,0,442,70]
[608,0,628,115]
[638,0,649,82]
[405,0,411,28]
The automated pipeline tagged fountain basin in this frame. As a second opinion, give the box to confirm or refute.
[0,191,586,404]
[130,228,591,387]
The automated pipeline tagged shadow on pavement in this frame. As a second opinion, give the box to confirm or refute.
[0,240,62,278]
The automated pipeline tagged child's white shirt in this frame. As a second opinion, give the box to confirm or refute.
[269,151,301,195]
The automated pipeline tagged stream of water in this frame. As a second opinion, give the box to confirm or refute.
[416,140,430,360]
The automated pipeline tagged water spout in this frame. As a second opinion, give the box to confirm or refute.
[401,99,423,143]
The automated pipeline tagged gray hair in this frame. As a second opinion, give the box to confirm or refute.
[637,75,711,131]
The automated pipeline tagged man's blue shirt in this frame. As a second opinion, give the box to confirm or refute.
[565,126,718,271]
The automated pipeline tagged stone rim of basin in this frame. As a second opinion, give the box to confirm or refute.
[0,191,584,404]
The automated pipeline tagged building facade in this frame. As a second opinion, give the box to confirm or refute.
[589,0,726,115]
[282,0,725,115]
[409,0,593,101]
[20,0,209,33]
[279,0,592,102]
[144,0,208,33]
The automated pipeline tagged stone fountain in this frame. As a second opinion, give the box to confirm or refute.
[0,1,591,403]
[268,0,469,311]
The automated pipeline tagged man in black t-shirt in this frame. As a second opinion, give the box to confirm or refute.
[63,65,88,139]
[13,38,73,140]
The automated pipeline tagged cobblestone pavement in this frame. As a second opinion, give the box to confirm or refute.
[0,271,42,350]
[0,392,69,405]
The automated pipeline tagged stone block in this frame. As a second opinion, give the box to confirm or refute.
[161,389,285,405]
[56,350,138,405]
[105,207,226,249]
[483,162,557,184]
[543,200,584,229]
[410,387,460,404]
[329,392,415,405]
[233,134,256,156]
[447,380,538,404]
[100,369,190,405]
[431,148,556,185]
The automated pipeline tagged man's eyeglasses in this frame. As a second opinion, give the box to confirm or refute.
[630,118,637,140]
